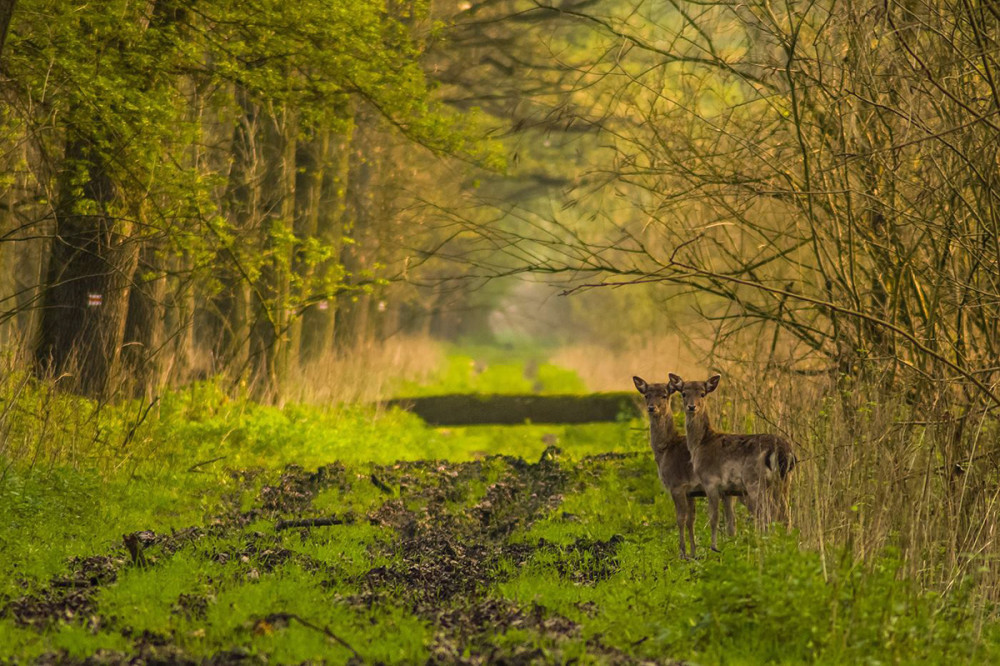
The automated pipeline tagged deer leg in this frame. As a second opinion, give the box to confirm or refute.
[722,494,736,536]
[707,489,721,552]
[686,496,697,559]
[776,481,790,526]
[749,482,768,525]
[742,488,758,521]
[766,482,780,526]
[670,492,689,559]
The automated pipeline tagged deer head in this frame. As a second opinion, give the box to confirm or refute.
[633,376,675,419]
[668,373,721,416]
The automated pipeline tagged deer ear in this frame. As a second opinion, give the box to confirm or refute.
[667,373,683,391]
[706,374,721,393]
[633,376,648,394]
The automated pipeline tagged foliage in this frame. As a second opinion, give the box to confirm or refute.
[423,0,1000,414]
[0,0,504,397]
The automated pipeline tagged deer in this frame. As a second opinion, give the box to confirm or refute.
[668,373,796,552]
[633,376,734,559]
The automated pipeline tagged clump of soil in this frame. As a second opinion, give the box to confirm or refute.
[215,532,294,573]
[4,587,96,628]
[172,592,209,620]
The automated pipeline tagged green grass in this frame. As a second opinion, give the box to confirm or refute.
[395,352,587,396]
[0,353,998,663]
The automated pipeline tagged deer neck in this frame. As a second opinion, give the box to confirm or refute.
[649,410,681,456]
[685,406,715,451]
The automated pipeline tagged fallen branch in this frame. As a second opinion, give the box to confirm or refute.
[275,515,352,531]
[51,578,94,588]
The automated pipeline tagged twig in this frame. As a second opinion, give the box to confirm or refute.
[370,473,393,494]
[262,612,360,658]
[187,456,227,473]
[119,396,159,452]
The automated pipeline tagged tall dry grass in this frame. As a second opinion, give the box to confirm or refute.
[551,335,711,392]
[554,338,1000,603]
[0,349,144,480]
[284,335,443,405]
[0,335,444,480]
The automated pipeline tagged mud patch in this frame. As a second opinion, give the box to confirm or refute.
[353,450,603,659]
[3,587,96,628]
[6,450,648,663]
[257,462,349,515]
[550,534,624,584]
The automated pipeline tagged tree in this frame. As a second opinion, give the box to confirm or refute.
[2,0,503,398]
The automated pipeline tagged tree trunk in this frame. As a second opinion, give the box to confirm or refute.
[165,254,198,385]
[0,0,15,62]
[248,105,297,401]
[335,108,378,351]
[122,243,167,396]
[288,128,327,365]
[35,139,139,397]
[299,119,351,363]
[213,86,258,381]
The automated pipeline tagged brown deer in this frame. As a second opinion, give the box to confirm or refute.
[633,376,734,559]
[668,373,796,552]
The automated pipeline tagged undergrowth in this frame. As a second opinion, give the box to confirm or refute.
[0,352,998,663]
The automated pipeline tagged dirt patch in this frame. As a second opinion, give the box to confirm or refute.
[59,554,123,587]
[172,592,209,620]
[210,531,294,573]
[429,599,581,665]
[3,587,96,629]
[550,534,624,584]
[2,550,128,629]
[349,449,646,662]
[35,644,263,665]
[352,449,621,660]
[359,451,566,593]
[257,462,349,515]
[6,450,646,662]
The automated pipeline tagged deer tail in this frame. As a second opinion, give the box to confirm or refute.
[766,443,796,478]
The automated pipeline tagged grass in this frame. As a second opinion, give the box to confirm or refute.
[0,349,999,663]
[394,350,587,397]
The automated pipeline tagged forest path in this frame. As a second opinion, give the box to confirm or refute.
[4,448,671,665]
